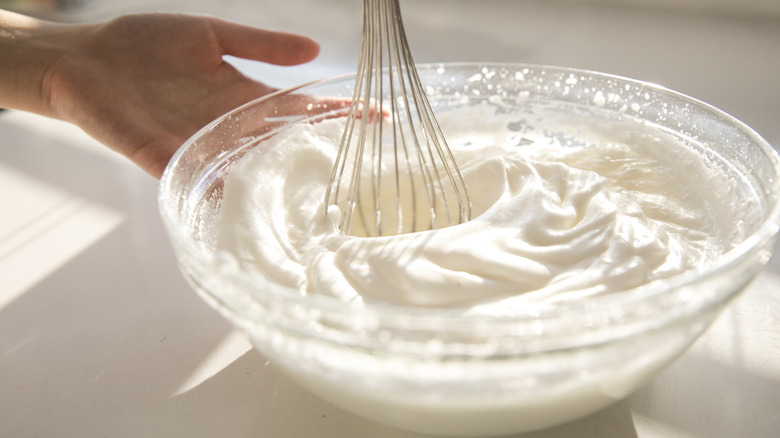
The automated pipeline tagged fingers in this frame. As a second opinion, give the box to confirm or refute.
[209,17,320,66]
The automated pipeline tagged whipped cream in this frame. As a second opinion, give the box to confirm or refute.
[215,105,743,313]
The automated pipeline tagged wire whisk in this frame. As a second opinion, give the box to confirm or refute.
[324,0,471,237]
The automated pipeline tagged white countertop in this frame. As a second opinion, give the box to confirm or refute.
[1,1,779,437]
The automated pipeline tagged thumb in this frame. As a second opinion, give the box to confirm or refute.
[209,17,320,66]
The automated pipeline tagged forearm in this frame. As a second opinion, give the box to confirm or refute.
[0,9,86,117]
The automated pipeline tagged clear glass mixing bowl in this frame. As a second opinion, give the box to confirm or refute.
[159,63,780,437]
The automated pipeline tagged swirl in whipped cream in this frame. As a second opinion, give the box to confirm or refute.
[215,105,744,314]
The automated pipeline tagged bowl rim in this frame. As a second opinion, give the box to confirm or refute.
[159,61,780,324]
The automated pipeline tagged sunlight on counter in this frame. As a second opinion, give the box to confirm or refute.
[0,162,125,310]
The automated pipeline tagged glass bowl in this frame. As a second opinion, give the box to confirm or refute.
[159,63,780,436]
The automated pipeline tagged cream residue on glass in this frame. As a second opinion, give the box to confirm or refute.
[214,105,747,314]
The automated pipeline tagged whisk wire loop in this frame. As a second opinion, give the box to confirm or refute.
[325,0,471,237]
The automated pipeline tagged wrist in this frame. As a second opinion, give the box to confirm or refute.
[0,10,87,117]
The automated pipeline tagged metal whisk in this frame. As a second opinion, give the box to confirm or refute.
[324,0,471,237]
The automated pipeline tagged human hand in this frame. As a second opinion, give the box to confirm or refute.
[35,13,319,178]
